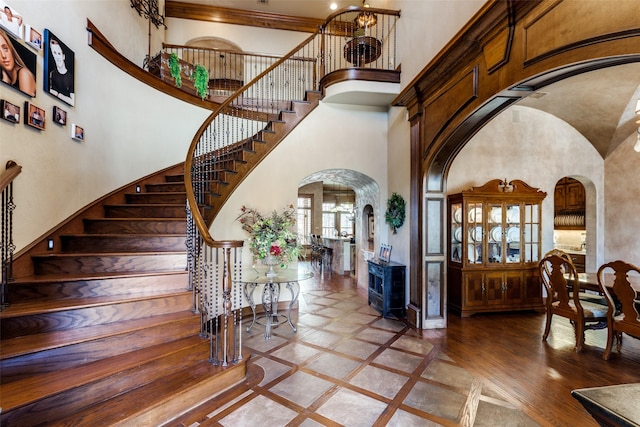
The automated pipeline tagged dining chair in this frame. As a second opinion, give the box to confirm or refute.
[597,260,640,360]
[539,252,608,352]
[542,249,606,306]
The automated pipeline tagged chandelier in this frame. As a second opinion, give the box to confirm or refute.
[355,1,377,29]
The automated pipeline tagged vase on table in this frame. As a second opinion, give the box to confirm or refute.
[261,254,280,278]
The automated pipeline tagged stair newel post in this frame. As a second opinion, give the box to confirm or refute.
[221,246,234,367]
[1,160,20,310]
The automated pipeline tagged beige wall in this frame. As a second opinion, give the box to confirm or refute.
[1,0,207,252]
[447,106,610,270]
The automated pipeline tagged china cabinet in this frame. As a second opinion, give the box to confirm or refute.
[447,179,547,317]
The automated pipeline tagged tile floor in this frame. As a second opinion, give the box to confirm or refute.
[174,271,540,427]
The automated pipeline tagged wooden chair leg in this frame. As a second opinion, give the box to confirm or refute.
[542,312,552,341]
[575,321,585,353]
[603,327,615,360]
[616,332,623,353]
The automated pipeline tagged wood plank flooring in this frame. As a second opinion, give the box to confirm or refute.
[166,263,640,426]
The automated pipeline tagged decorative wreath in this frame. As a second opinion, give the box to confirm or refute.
[385,192,406,234]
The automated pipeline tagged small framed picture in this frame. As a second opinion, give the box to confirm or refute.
[24,101,45,130]
[53,105,66,125]
[24,25,42,50]
[71,123,84,141]
[0,1,24,39]
[379,243,392,263]
[1,99,20,123]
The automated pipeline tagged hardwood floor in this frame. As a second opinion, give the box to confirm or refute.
[167,263,640,426]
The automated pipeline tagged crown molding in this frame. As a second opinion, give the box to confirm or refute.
[165,1,323,33]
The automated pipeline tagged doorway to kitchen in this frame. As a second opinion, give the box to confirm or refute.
[553,177,586,272]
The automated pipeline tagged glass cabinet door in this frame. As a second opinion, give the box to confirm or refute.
[505,203,521,264]
[522,203,540,262]
[466,201,483,265]
[451,202,462,263]
[487,202,503,264]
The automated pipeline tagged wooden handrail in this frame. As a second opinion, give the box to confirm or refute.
[1,161,21,193]
[184,6,400,247]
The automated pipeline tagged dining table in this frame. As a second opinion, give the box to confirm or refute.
[569,273,640,294]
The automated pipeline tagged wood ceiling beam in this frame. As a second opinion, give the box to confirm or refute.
[165,1,323,33]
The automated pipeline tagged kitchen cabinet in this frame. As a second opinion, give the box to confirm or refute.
[554,178,585,229]
[367,260,405,318]
[447,179,546,317]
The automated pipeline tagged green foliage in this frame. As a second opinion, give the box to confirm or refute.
[192,65,209,100]
[237,205,301,265]
[168,53,182,87]
[385,193,406,234]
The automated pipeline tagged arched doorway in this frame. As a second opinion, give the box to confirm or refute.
[394,0,640,328]
[298,169,380,291]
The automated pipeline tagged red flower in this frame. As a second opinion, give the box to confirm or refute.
[270,245,282,256]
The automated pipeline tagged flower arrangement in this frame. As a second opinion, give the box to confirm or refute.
[237,205,300,266]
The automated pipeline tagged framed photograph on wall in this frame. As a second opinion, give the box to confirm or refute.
[53,105,66,125]
[0,1,24,39]
[379,243,392,263]
[0,28,36,97]
[43,29,75,106]
[1,99,20,123]
[24,101,45,130]
[24,25,41,50]
[71,123,84,141]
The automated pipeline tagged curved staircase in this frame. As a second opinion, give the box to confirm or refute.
[0,166,246,426]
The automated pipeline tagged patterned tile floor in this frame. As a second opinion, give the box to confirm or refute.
[173,272,540,427]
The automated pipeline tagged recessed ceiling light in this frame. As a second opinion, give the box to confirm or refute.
[330,3,338,10]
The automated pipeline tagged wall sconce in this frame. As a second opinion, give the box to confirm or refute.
[355,1,377,29]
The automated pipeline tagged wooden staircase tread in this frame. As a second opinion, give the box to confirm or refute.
[60,233,186,237]
[51,356,248,426]
[0,311,198,360]
[84,218,186,221]
[0,336,208,411]
[32,250,187,258]
[0,289,191,318]
[11,270,188,284]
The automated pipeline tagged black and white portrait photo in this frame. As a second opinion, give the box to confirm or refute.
[44,29,75,106]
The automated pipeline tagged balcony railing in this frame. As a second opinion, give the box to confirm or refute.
[181,7,399,364]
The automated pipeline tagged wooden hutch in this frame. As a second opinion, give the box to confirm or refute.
[447,179,546,317]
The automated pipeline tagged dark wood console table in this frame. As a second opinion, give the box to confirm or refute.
[367,260,406,318]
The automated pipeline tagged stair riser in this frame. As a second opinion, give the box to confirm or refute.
[7,273,188,301]
[60,235,186,253]
[145,183,185,192]
[0,340,208,426]
[1,317,200,382]
[125,193,186,204]
[83,219,186,234]
[32,253,187,275]
[104,205,187,218]
[164,174,184,182]
[1,293,192,339]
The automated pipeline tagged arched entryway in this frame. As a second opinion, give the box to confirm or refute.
[299,169,380,291]
[393,0,640,329]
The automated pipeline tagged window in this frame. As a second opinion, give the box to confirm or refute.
[322,202,337,237]
[297,196,312,244]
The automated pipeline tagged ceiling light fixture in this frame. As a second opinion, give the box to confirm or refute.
[355,1,377,29]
